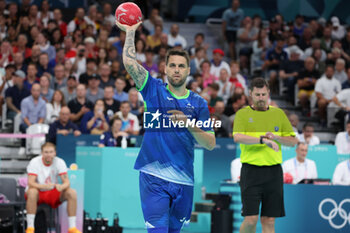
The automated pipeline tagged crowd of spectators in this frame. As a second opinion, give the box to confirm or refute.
[0,0,349,149]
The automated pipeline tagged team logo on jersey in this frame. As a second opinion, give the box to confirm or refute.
[274,126,279,132]
[167,96,174,101]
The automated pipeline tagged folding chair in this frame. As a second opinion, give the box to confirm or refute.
[0,177,25,233]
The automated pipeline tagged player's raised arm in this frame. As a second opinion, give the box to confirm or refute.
[115,21,147,89]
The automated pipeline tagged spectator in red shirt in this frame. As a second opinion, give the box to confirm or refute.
[13,34,32,58]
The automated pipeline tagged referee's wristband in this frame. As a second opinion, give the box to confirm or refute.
[260,136,267,144]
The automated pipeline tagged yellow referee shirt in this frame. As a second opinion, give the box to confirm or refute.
[233,106,296,166]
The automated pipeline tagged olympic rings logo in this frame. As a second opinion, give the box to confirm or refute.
[318,198,350,229]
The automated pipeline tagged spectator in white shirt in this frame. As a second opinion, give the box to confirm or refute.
[332,159,350,185]
[335,120,350,154]
[115,101,140,135]
[217,68,233,103]
[315,64,341,124]
[167,24,187,49]
[231,157,242,183]
[296,123,320,145]
[282,142,318,184]
[331,16,345,40]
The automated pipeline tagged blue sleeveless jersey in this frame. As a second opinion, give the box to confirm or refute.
[134,73,214,186]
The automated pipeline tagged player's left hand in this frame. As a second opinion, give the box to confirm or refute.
[265,132,277,140]
[167,110,187,123]
[55,184,63,192]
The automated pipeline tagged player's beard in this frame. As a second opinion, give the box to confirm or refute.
[168,75,187,88]
[255,100,267,110]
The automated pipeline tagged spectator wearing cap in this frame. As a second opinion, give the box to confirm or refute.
[142,49,158,77]
[189,47,206,76]
[37,53,54,77]
[303,38,327,61]
[98,63,114,89]
[167,24,187,49]
[24,63,40,91]
[279,45,304,103]
[68,83,94,125]
[60,75,77,103]
[315,64,341,125]
[50,64,67,90]
[84,37,96,59]
[296,57,320,113]
[86,74,104,104]
[39,75,54,102]
[114,76,128,102]
[331,16,345,40]
[222,0,244,59]
[5,70,30,120]
[210,48,231,78]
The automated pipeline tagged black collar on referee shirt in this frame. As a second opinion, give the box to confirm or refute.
[250,105,270,111]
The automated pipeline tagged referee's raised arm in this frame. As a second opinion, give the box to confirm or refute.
[115,20,148,90]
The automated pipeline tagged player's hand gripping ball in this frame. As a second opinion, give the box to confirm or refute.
[115,2,142,26]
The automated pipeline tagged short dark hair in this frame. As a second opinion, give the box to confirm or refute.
[195,33,204,39]
[209,83,219,91]
[303,122,314,129]
[249,77,269,91]
[165,48,190,67]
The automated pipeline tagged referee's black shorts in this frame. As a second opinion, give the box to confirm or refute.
[240,163,285,217]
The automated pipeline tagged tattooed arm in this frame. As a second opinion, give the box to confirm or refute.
[115,21,147,89]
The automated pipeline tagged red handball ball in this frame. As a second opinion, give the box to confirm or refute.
[283,173,294,184]
[115,2,142,26]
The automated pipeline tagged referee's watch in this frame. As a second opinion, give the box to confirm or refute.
[260,136,267,144]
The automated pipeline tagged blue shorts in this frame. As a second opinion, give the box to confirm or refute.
[139,172,193,233]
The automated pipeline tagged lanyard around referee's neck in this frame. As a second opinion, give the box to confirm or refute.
[294,158,307,179]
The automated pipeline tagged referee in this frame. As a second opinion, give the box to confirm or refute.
[233,78,298,233]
